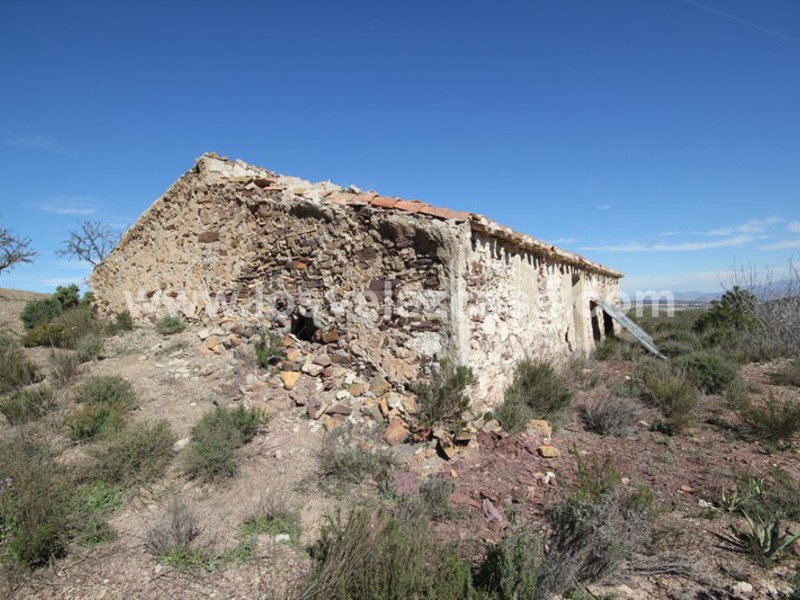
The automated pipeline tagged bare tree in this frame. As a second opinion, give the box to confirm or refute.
[0,219,37,282]
[724,258,800,357]
[57,221,120,266]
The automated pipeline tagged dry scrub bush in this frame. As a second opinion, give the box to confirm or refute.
[674,351,737,394]
[48,350,80,386]
[731,388,800,451]
[414,359,474,427]
[0,335,38,394]
[478,454,652,599]
[146,497,201,562]
[75,332,104,363]
[0,386,57,425]
[297,507,473,600]
[580,395,642,437]
[636,360,699,432]
[770,359,800,388]
[184,405,262,481]
[89,420,176,486]
[318,427,396,494]
[155,315,185,335]
[496,359,574,433]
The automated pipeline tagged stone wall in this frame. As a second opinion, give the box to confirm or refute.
[92,155,468,386]
[93,153,622,410]
[453,230,620,411]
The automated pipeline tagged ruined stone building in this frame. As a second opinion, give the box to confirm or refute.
[93,154,622,409]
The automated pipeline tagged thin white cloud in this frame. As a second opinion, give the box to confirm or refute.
[788,221,800,233]
[580,235,753,253]
[7,134,62,151]
[546,237,578,246]
[596,203,612,211]
[708,217,782,236]
[40,205,98,216]
[657,231,683,237]
[760,239,800,250]
[38,195,100,216]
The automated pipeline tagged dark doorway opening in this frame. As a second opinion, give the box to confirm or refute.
[292,313,319,341]
[603,310,615,337]
[589,302,602,341]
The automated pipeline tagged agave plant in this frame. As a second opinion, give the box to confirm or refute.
[746,477,767,497]
[717,488,750,514]
[717,510,800,567]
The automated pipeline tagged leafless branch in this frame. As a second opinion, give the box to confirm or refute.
[56,221,120,266]
[0,218,37,281]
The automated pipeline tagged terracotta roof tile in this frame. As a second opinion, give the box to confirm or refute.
[394,200,427,213]
[350,192,378,205]
[370,196,400,209]
[419,205,470,222]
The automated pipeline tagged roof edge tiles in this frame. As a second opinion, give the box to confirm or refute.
[200,153,623,280]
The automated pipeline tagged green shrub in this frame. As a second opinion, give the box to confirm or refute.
[477,484,650,599]
[48,350,80,387]
[52,284,81,311]
[674,351,738,394]
[494,396,532,435]
[73,375,137,411]
[579,395,641,437]
[693,286,756,334]
[184,406,262,481]
[90,419,176,486]
[109,310,134,333]
[19,285,84,332]
[0,438,73,568]
[639,362,699,432]
[769,359,800,388]
[0,386,57,425]
[0,435,123,569]
[658,339,698,359]
[300,508,474,600]
[318,428,396,494]
[594,336,643,361]
[255,329,285,368]
[496,360,574,433]
[0,336,38,394]
[241,496,301,544]
[22,322,71,348]
[75,332,104,363]
[67,404,126,441]
[476,528,543,599]
[156,315,185,335]
[419,477,456,521]
[414,360,474,427]
[54,307,101,344]
[20,298,63,330]
[146,497,202,567]
[736,392,800,450]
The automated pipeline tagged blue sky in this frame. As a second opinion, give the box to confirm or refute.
[1,0,799,295]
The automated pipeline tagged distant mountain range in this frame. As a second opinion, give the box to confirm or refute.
[624,290,722,305]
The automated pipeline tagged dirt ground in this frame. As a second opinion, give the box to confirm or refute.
[1,290,799,599]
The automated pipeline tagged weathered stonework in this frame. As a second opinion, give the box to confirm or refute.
[92,153,622,410]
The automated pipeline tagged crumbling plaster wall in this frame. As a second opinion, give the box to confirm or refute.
[457,230,620,411]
